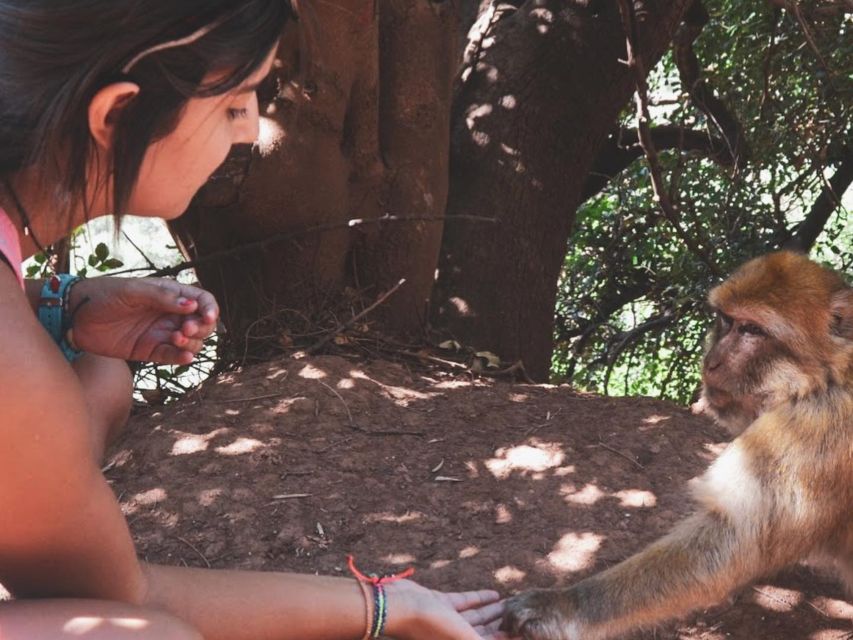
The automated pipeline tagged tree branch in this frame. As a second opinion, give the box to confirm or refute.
[673,0,749,168]
[783,148,853,252]
[583,126,735,201]
[617,0,722,277]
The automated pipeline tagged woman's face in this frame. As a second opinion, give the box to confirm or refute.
[129,46,278,218]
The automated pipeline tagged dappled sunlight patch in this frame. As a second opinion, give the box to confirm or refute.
[499,94,517,110]
[465,103,493,131]
[365,511,425,525]
[811,595,853,620]
[546,532,603,573]
[172,433,212,455]
[554,465,576,477]
[508,392,528,402]
[215,437,265,456]
[338,378,355,389]
[383,553,417,565]
[197,488,225,507]
[435,380,472,390]
[224,408,241,417]
[134,488,167,505]
[298,364,327,379]
[561,483,605,506]
[615,489,657,508]
[430,559,452,570]
[495,503,513,524]
[530,7,554,35]
[643,414,671,425]
[459,546,480,559]
[751,585,803,612]
[448,296,471,315]
[809,630,853,639]
[486,443,565,479]
[122,487,168,516]
[348,369,434,404]
[266,367,288,381]
[494,565,526,585]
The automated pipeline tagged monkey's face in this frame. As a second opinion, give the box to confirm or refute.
[699,310,793,433]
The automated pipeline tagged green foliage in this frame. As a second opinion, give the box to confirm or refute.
[552,0,852,403]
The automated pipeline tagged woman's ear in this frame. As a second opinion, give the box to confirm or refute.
[88,82,140,150]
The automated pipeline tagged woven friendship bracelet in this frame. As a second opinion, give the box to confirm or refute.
[347,555,415,639]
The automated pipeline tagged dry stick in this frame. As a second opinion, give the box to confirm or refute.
[616,0,721,278]
[596,439,645,470]
[176,536,212,569]
[307,278,407,355]
[316,380,355,425]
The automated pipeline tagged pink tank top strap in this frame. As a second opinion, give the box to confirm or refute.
[0,207,25,289]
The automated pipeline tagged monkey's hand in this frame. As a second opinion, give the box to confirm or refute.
[501,588,587,640]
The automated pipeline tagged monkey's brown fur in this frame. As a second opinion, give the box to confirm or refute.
[502,251,853,640]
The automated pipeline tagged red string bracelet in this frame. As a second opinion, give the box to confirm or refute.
[348,555,415,639]
[347,555,415,585]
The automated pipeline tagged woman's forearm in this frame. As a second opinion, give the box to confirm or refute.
[142,563,386,640]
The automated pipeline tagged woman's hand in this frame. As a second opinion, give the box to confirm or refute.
[67,277,219,364]
[384,579,519,640]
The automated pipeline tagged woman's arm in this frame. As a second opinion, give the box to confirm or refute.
[0,270,504,639]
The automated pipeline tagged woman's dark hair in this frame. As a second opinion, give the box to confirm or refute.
[0,0,293,218]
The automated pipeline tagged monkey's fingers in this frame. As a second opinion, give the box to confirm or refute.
[501,589,573,640]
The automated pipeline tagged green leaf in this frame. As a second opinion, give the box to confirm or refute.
[95,242,110,261]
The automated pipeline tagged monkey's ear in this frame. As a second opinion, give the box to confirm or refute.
[830,288,853,339]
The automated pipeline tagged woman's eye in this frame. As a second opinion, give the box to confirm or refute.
[227,107,249,121]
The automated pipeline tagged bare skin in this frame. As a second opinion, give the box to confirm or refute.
[0,42,511,640]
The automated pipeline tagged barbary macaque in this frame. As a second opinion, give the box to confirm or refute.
[502,251,853,640]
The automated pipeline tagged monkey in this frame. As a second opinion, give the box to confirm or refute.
[502,251,853,640]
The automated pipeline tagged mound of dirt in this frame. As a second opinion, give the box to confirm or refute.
[108,355,851,639]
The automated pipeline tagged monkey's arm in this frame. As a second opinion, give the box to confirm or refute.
[503,414,839,640]
[503,511,761,640]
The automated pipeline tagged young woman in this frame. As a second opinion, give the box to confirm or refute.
[0,2,508,638]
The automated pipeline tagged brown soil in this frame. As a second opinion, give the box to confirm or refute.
[107,354,852,639]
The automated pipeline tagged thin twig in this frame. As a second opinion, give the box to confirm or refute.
[316,380,354,425]
[121,231,158,270]
[307,278,407,355]
[176,536,212,568]
[595,439,645,470]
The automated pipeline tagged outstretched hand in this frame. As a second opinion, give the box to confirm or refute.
[67,277,219,364]
[385,579,520,640]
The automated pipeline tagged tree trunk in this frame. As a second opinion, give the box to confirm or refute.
[431,0,693,380]
[170,0,458,356]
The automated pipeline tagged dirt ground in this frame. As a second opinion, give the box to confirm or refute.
[104,354,851,639]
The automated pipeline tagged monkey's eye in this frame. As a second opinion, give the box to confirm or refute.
[739,323,766,337]
[717,312,733,330]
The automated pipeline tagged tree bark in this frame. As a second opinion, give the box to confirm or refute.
[432,0,693,380]
[170,0,458,355]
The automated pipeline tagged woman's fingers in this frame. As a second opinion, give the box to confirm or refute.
[442,589,502,612]
[461,600,506,628]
